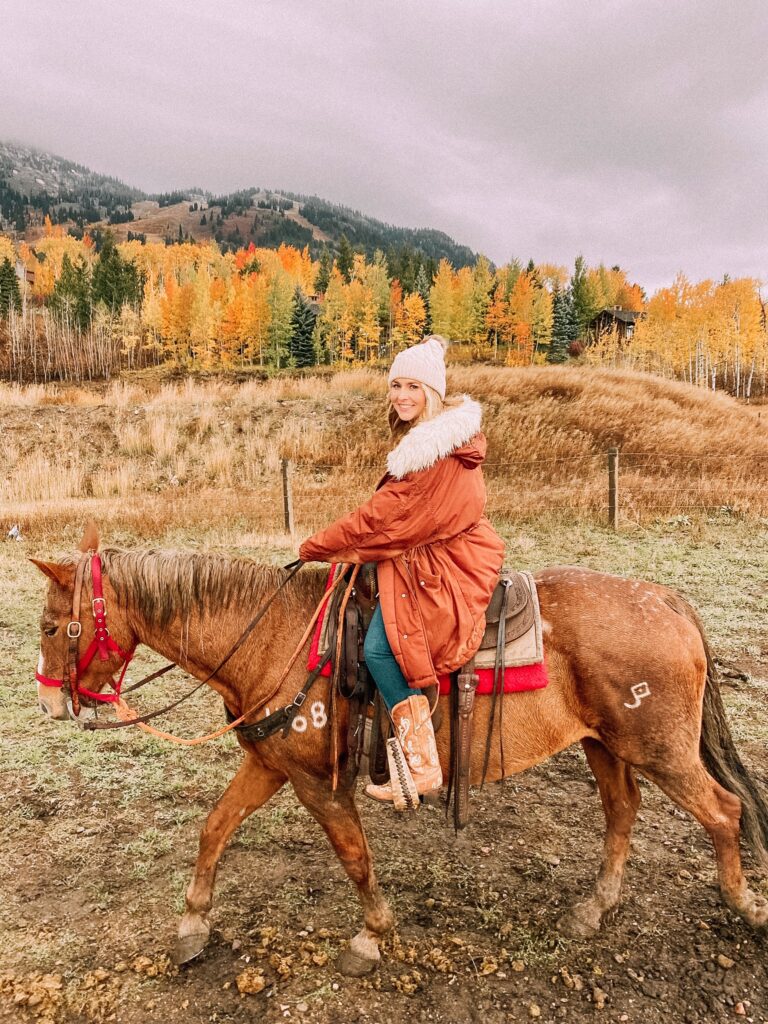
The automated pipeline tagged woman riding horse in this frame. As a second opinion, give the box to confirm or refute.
[299,335,505,803]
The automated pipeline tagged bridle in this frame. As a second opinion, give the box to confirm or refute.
[35,552,135,717]
[34,551,349,746]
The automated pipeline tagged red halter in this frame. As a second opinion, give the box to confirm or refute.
[35,553,135,707]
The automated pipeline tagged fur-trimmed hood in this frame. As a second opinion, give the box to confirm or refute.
[386,395,483,480]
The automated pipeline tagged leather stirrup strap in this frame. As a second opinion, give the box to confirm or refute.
[330,566,360,791]
[496,586,508,775]
[453,656,479,831]
[481,579,511,788]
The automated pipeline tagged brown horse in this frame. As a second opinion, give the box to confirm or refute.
[31,527,768,976]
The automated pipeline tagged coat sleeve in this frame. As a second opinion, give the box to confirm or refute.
[299,474,435,563]
[301,457,486,563]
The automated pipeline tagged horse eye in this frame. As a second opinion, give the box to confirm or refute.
[44,626,58,637]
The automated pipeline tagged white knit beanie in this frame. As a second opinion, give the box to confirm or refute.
[388,335,449,399]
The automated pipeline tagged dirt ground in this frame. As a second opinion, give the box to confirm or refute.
[2,742,767,1024]
[1,518,767,1024]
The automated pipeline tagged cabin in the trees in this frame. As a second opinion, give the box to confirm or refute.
[588,306,643,341]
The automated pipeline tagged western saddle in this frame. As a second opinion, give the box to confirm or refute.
[326,566,540,829]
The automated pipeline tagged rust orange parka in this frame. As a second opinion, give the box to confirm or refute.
[298,396,505,688]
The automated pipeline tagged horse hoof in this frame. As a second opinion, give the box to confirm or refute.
[337,947,380,977]
[557,908,600,939]
[172,932,210,965]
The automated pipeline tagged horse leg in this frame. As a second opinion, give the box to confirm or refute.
[558,738,641,939]
[175,755,286,964]
[641,761,768,929]
[290,777,393,976]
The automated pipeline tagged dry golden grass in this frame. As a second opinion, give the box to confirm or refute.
[2,365,767,540]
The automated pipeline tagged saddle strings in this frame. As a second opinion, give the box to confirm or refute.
[330,564,361,791]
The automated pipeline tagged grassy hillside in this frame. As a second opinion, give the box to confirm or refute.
[1,365,766,542]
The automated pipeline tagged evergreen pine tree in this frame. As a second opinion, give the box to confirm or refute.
[397,244,416,293]
[336,234,354,283]
[0,258,22,316]
[315,246,332,294]
[571,255,598,338]
[52,254,92,330]
[92,232,143,311]
[565,285,579,343]
[414,264,432,331]
[289,288,317,368]
[548,285,571,363]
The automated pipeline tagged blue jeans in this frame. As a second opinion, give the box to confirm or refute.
[364,603,423,710]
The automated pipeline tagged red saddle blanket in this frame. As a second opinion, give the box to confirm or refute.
[308,566,549,695]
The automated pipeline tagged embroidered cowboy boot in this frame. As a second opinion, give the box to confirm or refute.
[365,694,442,804]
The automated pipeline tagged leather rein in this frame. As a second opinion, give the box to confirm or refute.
[36,552,345,743]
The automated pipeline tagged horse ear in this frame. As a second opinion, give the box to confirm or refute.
[29,559,76,590]
[79,521,100,553]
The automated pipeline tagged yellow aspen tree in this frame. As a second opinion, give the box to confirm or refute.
[141,274,163,357]
[188,269,217,368]
[220,276,246,366]
[400,293,427,344]
[266,268,296,368]
[389,280,404,346]
[351,252,368,283]
[470,256,493,346]
[30,234,90,299]
[340,278,368,361]
[507,272,535,365]
[317,268,346,363]
[0,234,16,265]
[366,250,392,327]
[536,263,569,291]
[299,246,316,294]
[451,267,474,341]
[429,259,454,336]
[357,292,382,361]
[531,285,553,361]
[241,273,272,366]
[485,283,512,360]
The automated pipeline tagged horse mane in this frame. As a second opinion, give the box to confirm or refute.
[98,548,327,628]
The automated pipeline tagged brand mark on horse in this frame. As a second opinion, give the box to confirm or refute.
[624,681,651,709]
[262,700,328,732]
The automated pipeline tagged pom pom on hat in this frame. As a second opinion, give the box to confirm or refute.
[388,335,449,399]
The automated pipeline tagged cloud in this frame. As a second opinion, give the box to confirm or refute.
[1,0,767,290]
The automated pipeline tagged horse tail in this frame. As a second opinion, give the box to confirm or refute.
[666,591,768,867]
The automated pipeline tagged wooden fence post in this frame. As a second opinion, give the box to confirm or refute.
[608,447,619,530]
[281,459,294,534]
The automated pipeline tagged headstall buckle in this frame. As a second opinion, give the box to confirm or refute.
[67,621,82,639]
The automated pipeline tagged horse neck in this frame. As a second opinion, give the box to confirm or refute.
[107,552,322,712]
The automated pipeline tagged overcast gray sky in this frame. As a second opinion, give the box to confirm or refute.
[2,0,767,291]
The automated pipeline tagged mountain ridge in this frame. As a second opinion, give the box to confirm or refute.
[0,139,480,268]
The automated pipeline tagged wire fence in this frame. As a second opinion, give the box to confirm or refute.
[263,450,768,534]
[6,449,766,539]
